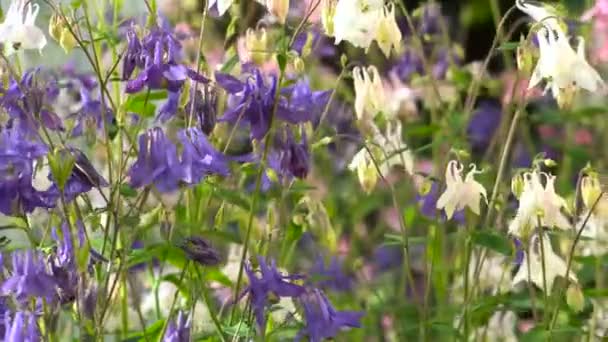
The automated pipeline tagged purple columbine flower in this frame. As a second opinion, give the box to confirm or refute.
[67,86,114,138]
[49,221,86,304]
[0,129,56,215]
[283,79,330,127]
[128,127,184,193]
[1,250,57,301]
[467,100,502,153]
[185,85,217,135]
[309,256,354,292]
[4,311,39,342]
[241,257,305,331]
[391,49,425,82]
[123,25,208,122]
[277,128,310,180]
[0,68,64,135]
[418,3,443,36]
[215,69,329,140]
[432,48,461,80]
[178,127,230,185]
[296,288,363,342]
[163,311,191,342]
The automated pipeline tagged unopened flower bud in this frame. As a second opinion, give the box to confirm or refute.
[581,173,602,210]
[511,173,525,199]
[293,56,305,73]
[419,179,433,196]
[245,28,269,65]
[49,14,62,42]
[179,236,221,266]
[543,158,557,167]
[59,28,77,53]
[516,35,535,75]
[566,284,584,313]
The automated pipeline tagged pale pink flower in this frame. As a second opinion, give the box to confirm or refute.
[582,0,608,63]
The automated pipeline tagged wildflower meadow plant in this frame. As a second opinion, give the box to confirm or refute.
[2,0,608,340]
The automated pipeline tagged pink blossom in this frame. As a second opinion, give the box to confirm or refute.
[582,0,608,62]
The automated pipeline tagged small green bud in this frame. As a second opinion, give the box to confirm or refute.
[59,28,78,53]
[566,284,585,313]
[293,56,305,73]
[48,148,76,192]
[516,35,535,75]
[511,173,525,199]
[543,158,557,168]
[581,174,602,210]
[49,14,62,42]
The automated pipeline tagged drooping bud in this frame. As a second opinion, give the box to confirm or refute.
[516,34,535,75]
[566,284,585,313]
[349,148,378,194]
[49,14,63,42]
[245,28,269,65]
[59,27,78,53]
[581,173,602,210]
[179,236,221,266]
[511,173,525,200]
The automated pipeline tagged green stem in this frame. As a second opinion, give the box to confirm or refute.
[229,69,286,324]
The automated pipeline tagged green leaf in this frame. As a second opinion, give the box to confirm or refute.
[119,184,138,198]
[471,231,511,255]
[220,54,240,73]
[222,322,254,338]
[213,186,251,211]
[122,318,165,342]
[124,91,166,118]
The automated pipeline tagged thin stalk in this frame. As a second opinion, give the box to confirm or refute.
[548,192,605,332]
[157,261,191,341]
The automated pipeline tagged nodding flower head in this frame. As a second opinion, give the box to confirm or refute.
[1,250,57,301]
[297,288,364,342]
[0,0,47,55]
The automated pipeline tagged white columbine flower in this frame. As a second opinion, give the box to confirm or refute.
[508,171,570,237]
[472,310,518,342]
[375,3,402,58]
[353,65,387,122]
[577,213,608,256]
[333,0,401,57]
[436,160,487,219]
[0,0,47,55]
[512,233,577,292]
[208,0,234,16]
[452,252,511,304]
[348,146,378,194]
[517,0,605,103]
[348,120,414,193]
[375,120,414,176]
